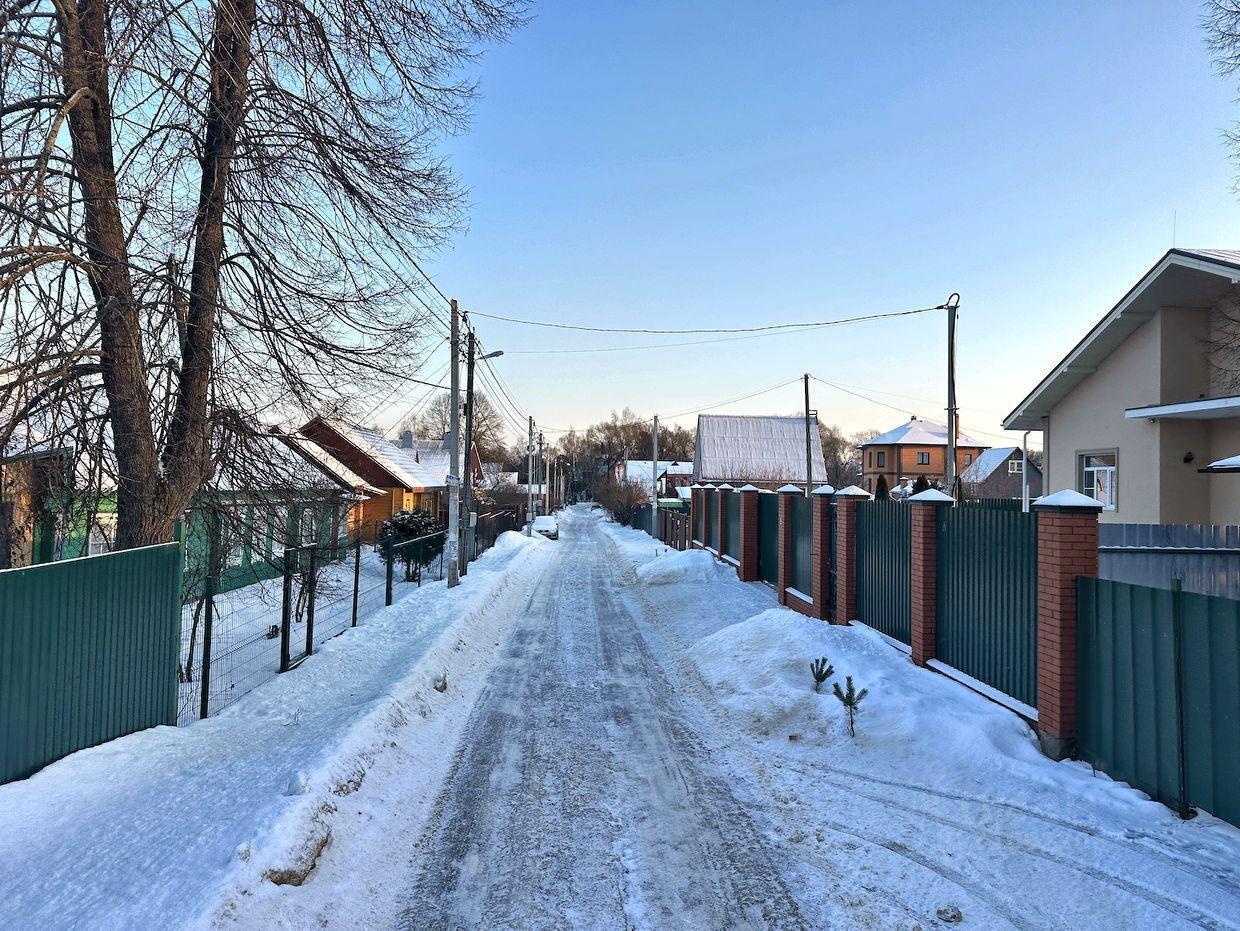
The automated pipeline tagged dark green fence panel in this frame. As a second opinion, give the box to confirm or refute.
[790,494,812,596]
[758,493,779,586]
[936,503,1038,707]
[725,492,740,558]
[856,499,910,642]
[631,508,650,534]
[1,543,183,784]
[704,489,717,551]
[1078,578,1240,826]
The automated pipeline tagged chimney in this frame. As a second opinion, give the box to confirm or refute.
[400,429,414,449]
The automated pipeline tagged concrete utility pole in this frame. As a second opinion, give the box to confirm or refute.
[460,323,475,577]
[803,373,813,498]
[526,416,534,534]
[651,414,659,532]
[538,432,546,513]
[945,293,960,499]
[447,299,461,587]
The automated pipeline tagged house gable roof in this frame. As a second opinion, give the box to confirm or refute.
[1003,248,1240,430]
[692,414,827,483]
[863,416,983,448]
[300,418,440,490]
[959,446,1033,484]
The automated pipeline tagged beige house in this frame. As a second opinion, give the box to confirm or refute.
[1004,248,1240,524]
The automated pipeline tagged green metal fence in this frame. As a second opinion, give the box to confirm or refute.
[790,494,812,596]
[936,503,1039,708]
[725,491,740,558]
[1,543,183,784]
[856,499,911,642]
[704,489,717,551]
[1077,578,1240,825]
[758,493,779,586]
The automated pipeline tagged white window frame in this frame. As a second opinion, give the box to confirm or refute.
[87,514,116,556]
[270,506,288,557]
[1008,459,1023,474]
[916,451,930,465]
[1078,449,1118,511]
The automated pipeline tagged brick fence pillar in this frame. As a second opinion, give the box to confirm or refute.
[716,484,732,557]
[832,485,870,625]
[1034,490,1102,760]
[689,484,702,548]
[777,485,798,606]
[810,485,836,621]
[737,485,760,581]
[909,489,954,665]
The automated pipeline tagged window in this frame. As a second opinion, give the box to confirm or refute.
[964,453,973,466]
[87,515,115,557]
[876,451,886,468]
[270,506,288,557]
[1008,459,1023,474]
[917,451,930,465]
[867,451,872,467]
[1079,451,1117,510]
[300,506,318,546]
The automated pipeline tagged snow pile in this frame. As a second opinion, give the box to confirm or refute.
[636,549,734,585]
[492,528,544,552]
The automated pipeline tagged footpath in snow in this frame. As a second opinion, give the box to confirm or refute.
[601,517,1240,928]
[0,530,551,929]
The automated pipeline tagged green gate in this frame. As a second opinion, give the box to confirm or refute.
[1,542,183,784]
[790,494,812,596]
[936,501,1038,707]
[758,493,779,586]
[725,491,740,558]
[1078,578,1240,826]
[704,489,718,551]
[856,499,910,642]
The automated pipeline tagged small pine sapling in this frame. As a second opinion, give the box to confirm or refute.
[832,675,869,737]
[809,657,834,692]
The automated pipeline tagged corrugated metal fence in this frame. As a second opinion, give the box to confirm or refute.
[856,499,911,643]
[1100,523,1240,599]
[1,543,183,784]
[758,493,779,586]
[790,494,812,596]
[1078,578,1240,825]
[725,491,740,559]
[936,501,1039,708]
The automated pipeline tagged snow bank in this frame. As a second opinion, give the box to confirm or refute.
[636,549,734,585]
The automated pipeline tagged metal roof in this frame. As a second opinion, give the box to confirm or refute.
[863,416,983,448]
[692,414,827,483]
[959,446,1021,484]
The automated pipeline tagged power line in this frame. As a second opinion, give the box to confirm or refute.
[467,304,946,336]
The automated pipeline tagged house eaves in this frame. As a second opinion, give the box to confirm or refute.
[1002,249,1240,431]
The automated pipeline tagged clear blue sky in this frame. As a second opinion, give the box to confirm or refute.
[412,0,1240,448]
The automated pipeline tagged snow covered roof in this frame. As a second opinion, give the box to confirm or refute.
[1005,249,1240,430]
[622,459,692,486]
[676,486,693,500]
[280,435,385,495]
[318,421,441,490]
[692,415,827,484]
[1201,453,1240,473]
[864,416,984,448]
[960,446,1021,484]
[212,433,381,496]
[1033,489,1104,509]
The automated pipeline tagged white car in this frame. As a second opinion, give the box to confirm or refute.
[532,515,559,540]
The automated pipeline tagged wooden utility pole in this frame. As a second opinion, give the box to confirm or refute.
[447,299,461,587]
[803,374,813,497]
[945,294,960,499]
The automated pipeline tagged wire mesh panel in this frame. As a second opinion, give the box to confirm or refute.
[856,499,911,643]
[936,502,1038,707]
[758,493,779,586]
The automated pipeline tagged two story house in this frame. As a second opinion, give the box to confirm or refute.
[858,417,988,496]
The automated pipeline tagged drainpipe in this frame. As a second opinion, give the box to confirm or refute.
[1022,430,1031,512]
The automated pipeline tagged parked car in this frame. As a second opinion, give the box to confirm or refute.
[532,515,559,540]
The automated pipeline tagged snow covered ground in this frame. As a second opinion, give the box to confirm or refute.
[0,530,550,929]
[4,506,1238,928]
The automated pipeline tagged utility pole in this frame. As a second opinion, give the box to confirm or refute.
[447,299,461,587]
[460,322,476,577]
[803,373,813,498]
[945,293,960,500]
[651,414,659,531]
[526,416,534,533]
[538,431,546,513]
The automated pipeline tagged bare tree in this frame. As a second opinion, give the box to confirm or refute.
[1,0,525,550]
[405,390,508,462]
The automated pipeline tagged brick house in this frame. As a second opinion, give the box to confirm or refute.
[959,446,1042,500]
[858,417,988,496]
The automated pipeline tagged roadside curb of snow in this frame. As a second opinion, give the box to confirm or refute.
[202,536,552,926]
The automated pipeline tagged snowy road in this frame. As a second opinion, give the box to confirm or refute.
[399,510,805,928]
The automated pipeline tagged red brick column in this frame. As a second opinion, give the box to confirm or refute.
[908,489,953,665]
[777,487,796,606]
[716,484,732,556]
[1034,491,1102,760]
[809,486,836,621]
[737,485,760,581]
[832,486,869,625]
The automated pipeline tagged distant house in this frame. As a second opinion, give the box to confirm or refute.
[399,430,483,494]
[858,417,988,496]
[960,447,1042,500]
[613,459,694,495]
[0,446,71,568]
[481,463,518,490]
[691,414,827,489]
[1003,248,1240,523]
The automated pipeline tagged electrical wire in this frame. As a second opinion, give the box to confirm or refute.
[467,304,946,336]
